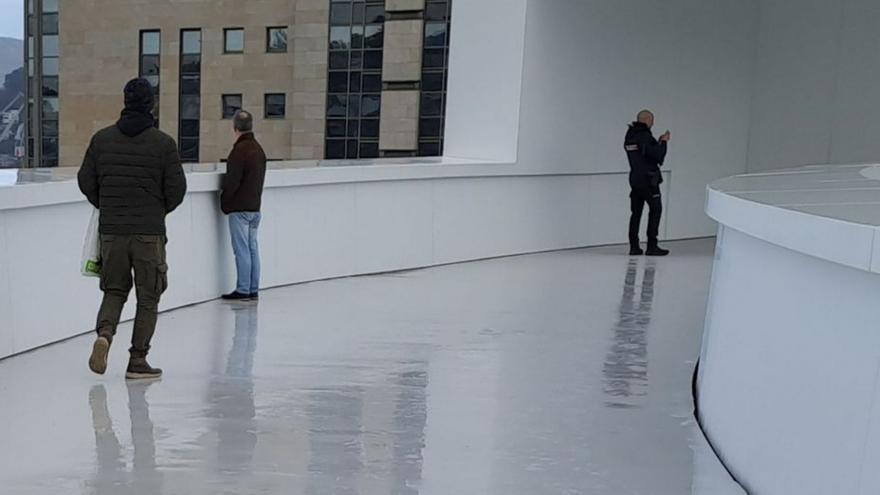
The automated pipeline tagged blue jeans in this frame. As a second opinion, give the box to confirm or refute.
[228,212,261,294]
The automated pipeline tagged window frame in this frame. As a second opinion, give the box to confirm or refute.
[222,93,243,119]
[266,26,288,53]
[223,27,245,54]
[264,93,286,119]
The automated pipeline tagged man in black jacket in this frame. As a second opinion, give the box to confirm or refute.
[220,110,267,301]
[624,110,670,256]
[78,78,186,380]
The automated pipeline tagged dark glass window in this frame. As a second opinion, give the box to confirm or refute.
[222,94,242,119]
[265,93,286,119]
[179,29,201,162]
[267,27,288,53]
[42,97,59,119]
[325,0,385,159]
[419,0,453,156]
[224,28,244,53]
[140,31,161,127]
[42,13,58,35]
[41,76,58,97]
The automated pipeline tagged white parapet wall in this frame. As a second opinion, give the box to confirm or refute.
[698,164,880,494]
[0,160,671,359]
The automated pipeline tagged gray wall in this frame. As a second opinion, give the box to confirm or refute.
[748,0,880,172]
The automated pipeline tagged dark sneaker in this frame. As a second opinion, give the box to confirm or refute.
[126,358,163,380]
[89,336,110,375]
[222,291,251,301]
[629,246,644,256]
[249,292,259,300]
[646,246,670,257]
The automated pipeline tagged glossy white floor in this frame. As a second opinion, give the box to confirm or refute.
[0,239,742,495]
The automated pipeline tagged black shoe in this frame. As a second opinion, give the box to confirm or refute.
[222,291,251,301]
[646,246,670,257]
[126,358,162,380]
[629,246,644,256]
[249,292,259,300]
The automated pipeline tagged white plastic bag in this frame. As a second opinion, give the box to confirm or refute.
[81,207,101,277]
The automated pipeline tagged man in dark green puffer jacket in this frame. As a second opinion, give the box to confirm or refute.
[78,77,187,380]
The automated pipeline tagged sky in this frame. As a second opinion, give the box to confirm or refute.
[0,0,23,39]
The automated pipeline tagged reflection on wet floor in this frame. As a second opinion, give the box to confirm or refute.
[603,259,655,408]
[0,239,742,494]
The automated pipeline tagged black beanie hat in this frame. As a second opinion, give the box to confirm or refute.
[123,78,155,113]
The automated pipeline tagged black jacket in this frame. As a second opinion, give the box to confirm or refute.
[221,133,267,214]
[624,122,667,189]
[78,110,187,235]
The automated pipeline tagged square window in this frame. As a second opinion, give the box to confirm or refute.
[362,74,381,92]
[360,95,380,118]
[363,50,382,70]
[180,75,200,95]
[425,22,447,47]
[327,95,347,117]
[42,97,58,119]
[329,51,349,70]
[421,93,443,117]
[265,93,286,119]
[179,119,200,138]
[419,117,443,138]
[364,25,383,49]
[181,30,201,55]
[421,71,443,91]
[42,35,59,57]
[224,28,244,53]
[328,71,349,93]
[425,3,449,21]
[325,139,346,159]
[326,119,346,138]
[42,57,58,76]
[330,4,352,26]
[267,27,288,53]
[179,138,199,162]
[42,13,58,35]
[365,5,385,23]
[418,141,442,157]
[330,26,351,50]
[360,119,379,138]
[41,76,58,97]
[180,95,200,120]
[222,94,242,119]
[360,142,380,159]
[41,120,58,137]
[423,48,445,68]
[140,55,160,76]
[42,0,58,13]
[141,31,161,55]
[180,54,201,75]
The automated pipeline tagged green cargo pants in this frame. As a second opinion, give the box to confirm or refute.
[95,234,168,358]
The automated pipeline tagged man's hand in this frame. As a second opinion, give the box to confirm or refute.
[660,131,671,143]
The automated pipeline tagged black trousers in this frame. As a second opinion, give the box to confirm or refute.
[629,186,662,247]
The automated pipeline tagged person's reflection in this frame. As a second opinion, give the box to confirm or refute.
[86,382,162,494]
[603,258,656,408]
[207,305,259,475]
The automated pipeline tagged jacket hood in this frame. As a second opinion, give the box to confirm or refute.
[116,109,155,137]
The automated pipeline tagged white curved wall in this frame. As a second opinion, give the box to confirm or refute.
[698,165,880,494]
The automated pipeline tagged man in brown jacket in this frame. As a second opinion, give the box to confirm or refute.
[221,110,267,301]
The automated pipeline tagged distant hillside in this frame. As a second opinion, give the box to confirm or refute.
[0,38,23,80]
